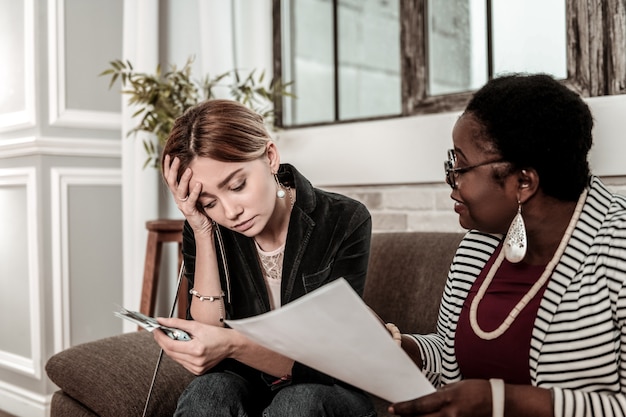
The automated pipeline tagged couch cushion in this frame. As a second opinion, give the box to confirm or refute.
[364,232,464,334]
[50,391,98,417]
[46,331,194,417]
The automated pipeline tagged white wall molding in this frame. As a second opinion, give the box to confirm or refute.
[0,0,36,132]
[0,379,49,417]
[0,168,42,379]
[50,167,122,352]
[0,136,122,159]
[47,0,121,130]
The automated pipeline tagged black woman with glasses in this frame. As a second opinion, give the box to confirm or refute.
[388,73,626,417]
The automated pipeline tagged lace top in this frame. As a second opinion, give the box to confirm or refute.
[255,241,284,309]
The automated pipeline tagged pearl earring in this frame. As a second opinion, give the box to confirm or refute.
[504,201,527,263]
[274,174,286,198]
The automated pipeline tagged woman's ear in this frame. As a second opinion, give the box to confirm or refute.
[266,141,281,172]
[518,169,539,203]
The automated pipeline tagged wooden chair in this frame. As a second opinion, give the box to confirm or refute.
[139,219,187,319]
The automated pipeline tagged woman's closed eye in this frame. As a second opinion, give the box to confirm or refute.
[230,180,246,192]
[202,200,217,210]
[201,180,246,210]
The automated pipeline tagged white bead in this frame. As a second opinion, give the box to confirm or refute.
[277,189,286,198]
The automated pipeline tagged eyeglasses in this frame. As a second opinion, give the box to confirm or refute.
[444,149,505,189]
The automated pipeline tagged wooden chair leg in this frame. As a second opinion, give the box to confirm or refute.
[139,219,186,324]
[140,230,162,317]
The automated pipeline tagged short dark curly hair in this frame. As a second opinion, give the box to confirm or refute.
[464,73,593,201]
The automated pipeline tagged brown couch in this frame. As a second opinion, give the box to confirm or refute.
[46,231,464,416]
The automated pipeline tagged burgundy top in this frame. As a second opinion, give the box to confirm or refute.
[455,245,549,384]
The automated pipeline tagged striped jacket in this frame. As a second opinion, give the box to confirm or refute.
[411,176,626,417]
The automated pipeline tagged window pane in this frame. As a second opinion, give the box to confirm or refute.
[338,0,401,120]
[427,0,488,96]
[282,0,335,125]
[492,0,567,78]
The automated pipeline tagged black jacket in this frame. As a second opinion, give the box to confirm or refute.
[181,163,372,385]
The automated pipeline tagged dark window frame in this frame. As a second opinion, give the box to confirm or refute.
[273,0,626,128]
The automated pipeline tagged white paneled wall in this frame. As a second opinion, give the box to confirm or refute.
[0,0,123,415]
[0,0,35,132]
[0,168,41,379]
[50,168,123,351]
[47,0,122,129]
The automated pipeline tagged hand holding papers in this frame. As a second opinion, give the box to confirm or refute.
[225,278,435,403]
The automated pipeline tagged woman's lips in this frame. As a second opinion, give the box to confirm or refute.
[234,217,255,232]
[453,201,466,214]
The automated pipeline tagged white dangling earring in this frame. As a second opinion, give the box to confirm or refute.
[504,201,527,263]
[274,174,286,199]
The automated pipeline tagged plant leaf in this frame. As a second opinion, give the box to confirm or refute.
[101,55,294,169]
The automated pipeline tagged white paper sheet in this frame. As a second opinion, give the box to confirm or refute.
[225,278,435,403]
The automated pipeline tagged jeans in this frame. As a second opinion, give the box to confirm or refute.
[174,371,377,417]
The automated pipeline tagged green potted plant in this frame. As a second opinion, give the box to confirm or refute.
[101,57,292,168]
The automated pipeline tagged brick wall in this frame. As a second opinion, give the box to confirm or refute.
[326,176,626,234]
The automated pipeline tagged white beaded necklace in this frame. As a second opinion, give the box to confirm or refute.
[469,188,588,340]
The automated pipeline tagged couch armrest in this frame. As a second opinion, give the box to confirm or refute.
[46,331,194,417]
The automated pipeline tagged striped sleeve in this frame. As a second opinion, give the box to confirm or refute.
[410,231,501,386]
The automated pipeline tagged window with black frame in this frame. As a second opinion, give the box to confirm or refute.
[273,0,625,129]
[276,0,402,126]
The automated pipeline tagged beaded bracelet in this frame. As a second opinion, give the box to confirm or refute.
[189,288,225,322]
[385,322,402,346]
[189,289,224,302]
